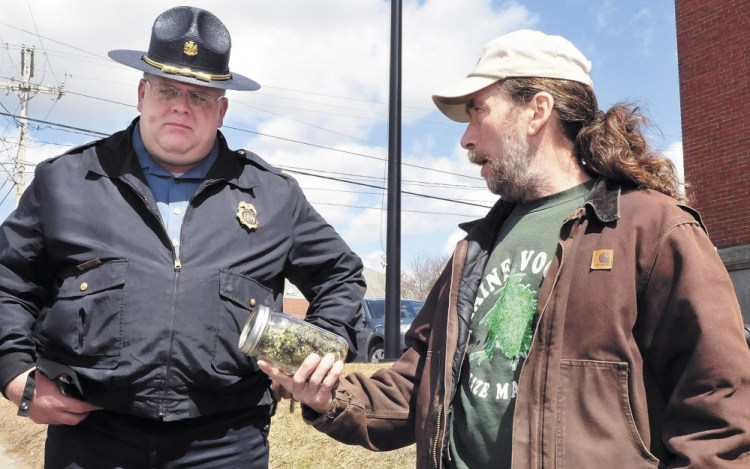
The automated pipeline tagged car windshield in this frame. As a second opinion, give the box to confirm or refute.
[365,299,423,321]
[400,300,423,319]
[366,300,386,320]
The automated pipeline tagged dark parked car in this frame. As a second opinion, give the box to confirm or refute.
[355,298,424,363]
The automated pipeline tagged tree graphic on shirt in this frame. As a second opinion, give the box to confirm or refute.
[470,269,536,371]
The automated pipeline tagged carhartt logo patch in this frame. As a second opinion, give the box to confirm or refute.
[591,249,614,270]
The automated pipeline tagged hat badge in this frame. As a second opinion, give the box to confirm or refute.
[236,202,259,231]
[183,41,198,57]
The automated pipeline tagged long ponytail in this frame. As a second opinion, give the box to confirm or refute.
[499,78,684,202]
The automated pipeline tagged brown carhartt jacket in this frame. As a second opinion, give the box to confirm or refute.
[309,179,750,468]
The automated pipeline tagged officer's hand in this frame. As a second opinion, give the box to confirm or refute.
[5,369,101,425]
[258,353,343,414]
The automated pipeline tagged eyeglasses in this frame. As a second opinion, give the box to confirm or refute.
[143,79,225,110]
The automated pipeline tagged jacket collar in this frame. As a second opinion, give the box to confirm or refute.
[81,117,264,191]
[459,177,621,238]
[583,177,621,223]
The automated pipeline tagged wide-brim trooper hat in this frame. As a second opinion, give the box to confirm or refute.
[432,30,593,122]
[108,6,259,91]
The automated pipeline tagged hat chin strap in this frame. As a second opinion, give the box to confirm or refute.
[143,55,231,83]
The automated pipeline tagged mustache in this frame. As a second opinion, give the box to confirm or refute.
[467,150,485,165]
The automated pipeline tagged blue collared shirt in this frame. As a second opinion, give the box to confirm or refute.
[132,125,219,258]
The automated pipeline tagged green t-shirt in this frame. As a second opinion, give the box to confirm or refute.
[448,182,592,469]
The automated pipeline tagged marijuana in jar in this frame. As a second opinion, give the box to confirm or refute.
[239,305,349,375]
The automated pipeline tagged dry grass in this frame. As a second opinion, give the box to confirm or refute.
[268,362,415,468]
[0,399,45,468]
[0,363,415,468]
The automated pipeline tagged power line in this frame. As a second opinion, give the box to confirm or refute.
[233,101,383,148]
[0,109,479,181]
[310,200,483,218]
[0,20,485,210]
[0,111,106,138]
[63,89,136,108]
[24,0,59,83]
[286,168,491,209]
[0,32,471,174]
[223,124,479,180]
[0,21,102,59]
[2,73,462,163]
[0,27,466,142]
[0,111,492,213]
[280,164,486,191]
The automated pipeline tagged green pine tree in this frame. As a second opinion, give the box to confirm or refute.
[470,269,536,370]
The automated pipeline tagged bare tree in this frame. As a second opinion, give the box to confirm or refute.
[401,253,450,301]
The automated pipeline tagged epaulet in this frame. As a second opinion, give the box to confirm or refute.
[235,149,296,181]
[61,139,100,156]
[39,138,103,166]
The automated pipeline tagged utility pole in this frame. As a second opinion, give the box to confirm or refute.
[384,0,402,360]
[2,46,65,205]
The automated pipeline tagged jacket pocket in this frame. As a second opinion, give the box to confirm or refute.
[556,359,660,468]
[40,259,127,369]
[212,269,275,375]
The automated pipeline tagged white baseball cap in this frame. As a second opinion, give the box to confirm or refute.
[432,30,593,122]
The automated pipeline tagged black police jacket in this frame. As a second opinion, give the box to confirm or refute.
[0,118,365,421]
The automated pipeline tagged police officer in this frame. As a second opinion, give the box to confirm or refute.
[0,6,365,467]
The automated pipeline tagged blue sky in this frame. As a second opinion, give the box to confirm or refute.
[0,0,681,273]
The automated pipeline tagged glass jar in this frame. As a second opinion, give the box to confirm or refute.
[239,305,349,375]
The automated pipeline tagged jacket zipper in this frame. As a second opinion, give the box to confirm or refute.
[159,257,182,418]
[432,402,444,469]
[157,181,216,418]
[119,177,184,420]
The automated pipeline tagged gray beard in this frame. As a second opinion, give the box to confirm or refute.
[469,130,548,203]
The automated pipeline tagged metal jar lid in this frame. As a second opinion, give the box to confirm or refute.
[238,305,271,356]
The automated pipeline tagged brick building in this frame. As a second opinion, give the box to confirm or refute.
[675,0,750,322]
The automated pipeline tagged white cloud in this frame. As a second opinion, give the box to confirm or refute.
[0,0,683,265]
[663,140,684,188]
[443,228,470,257]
